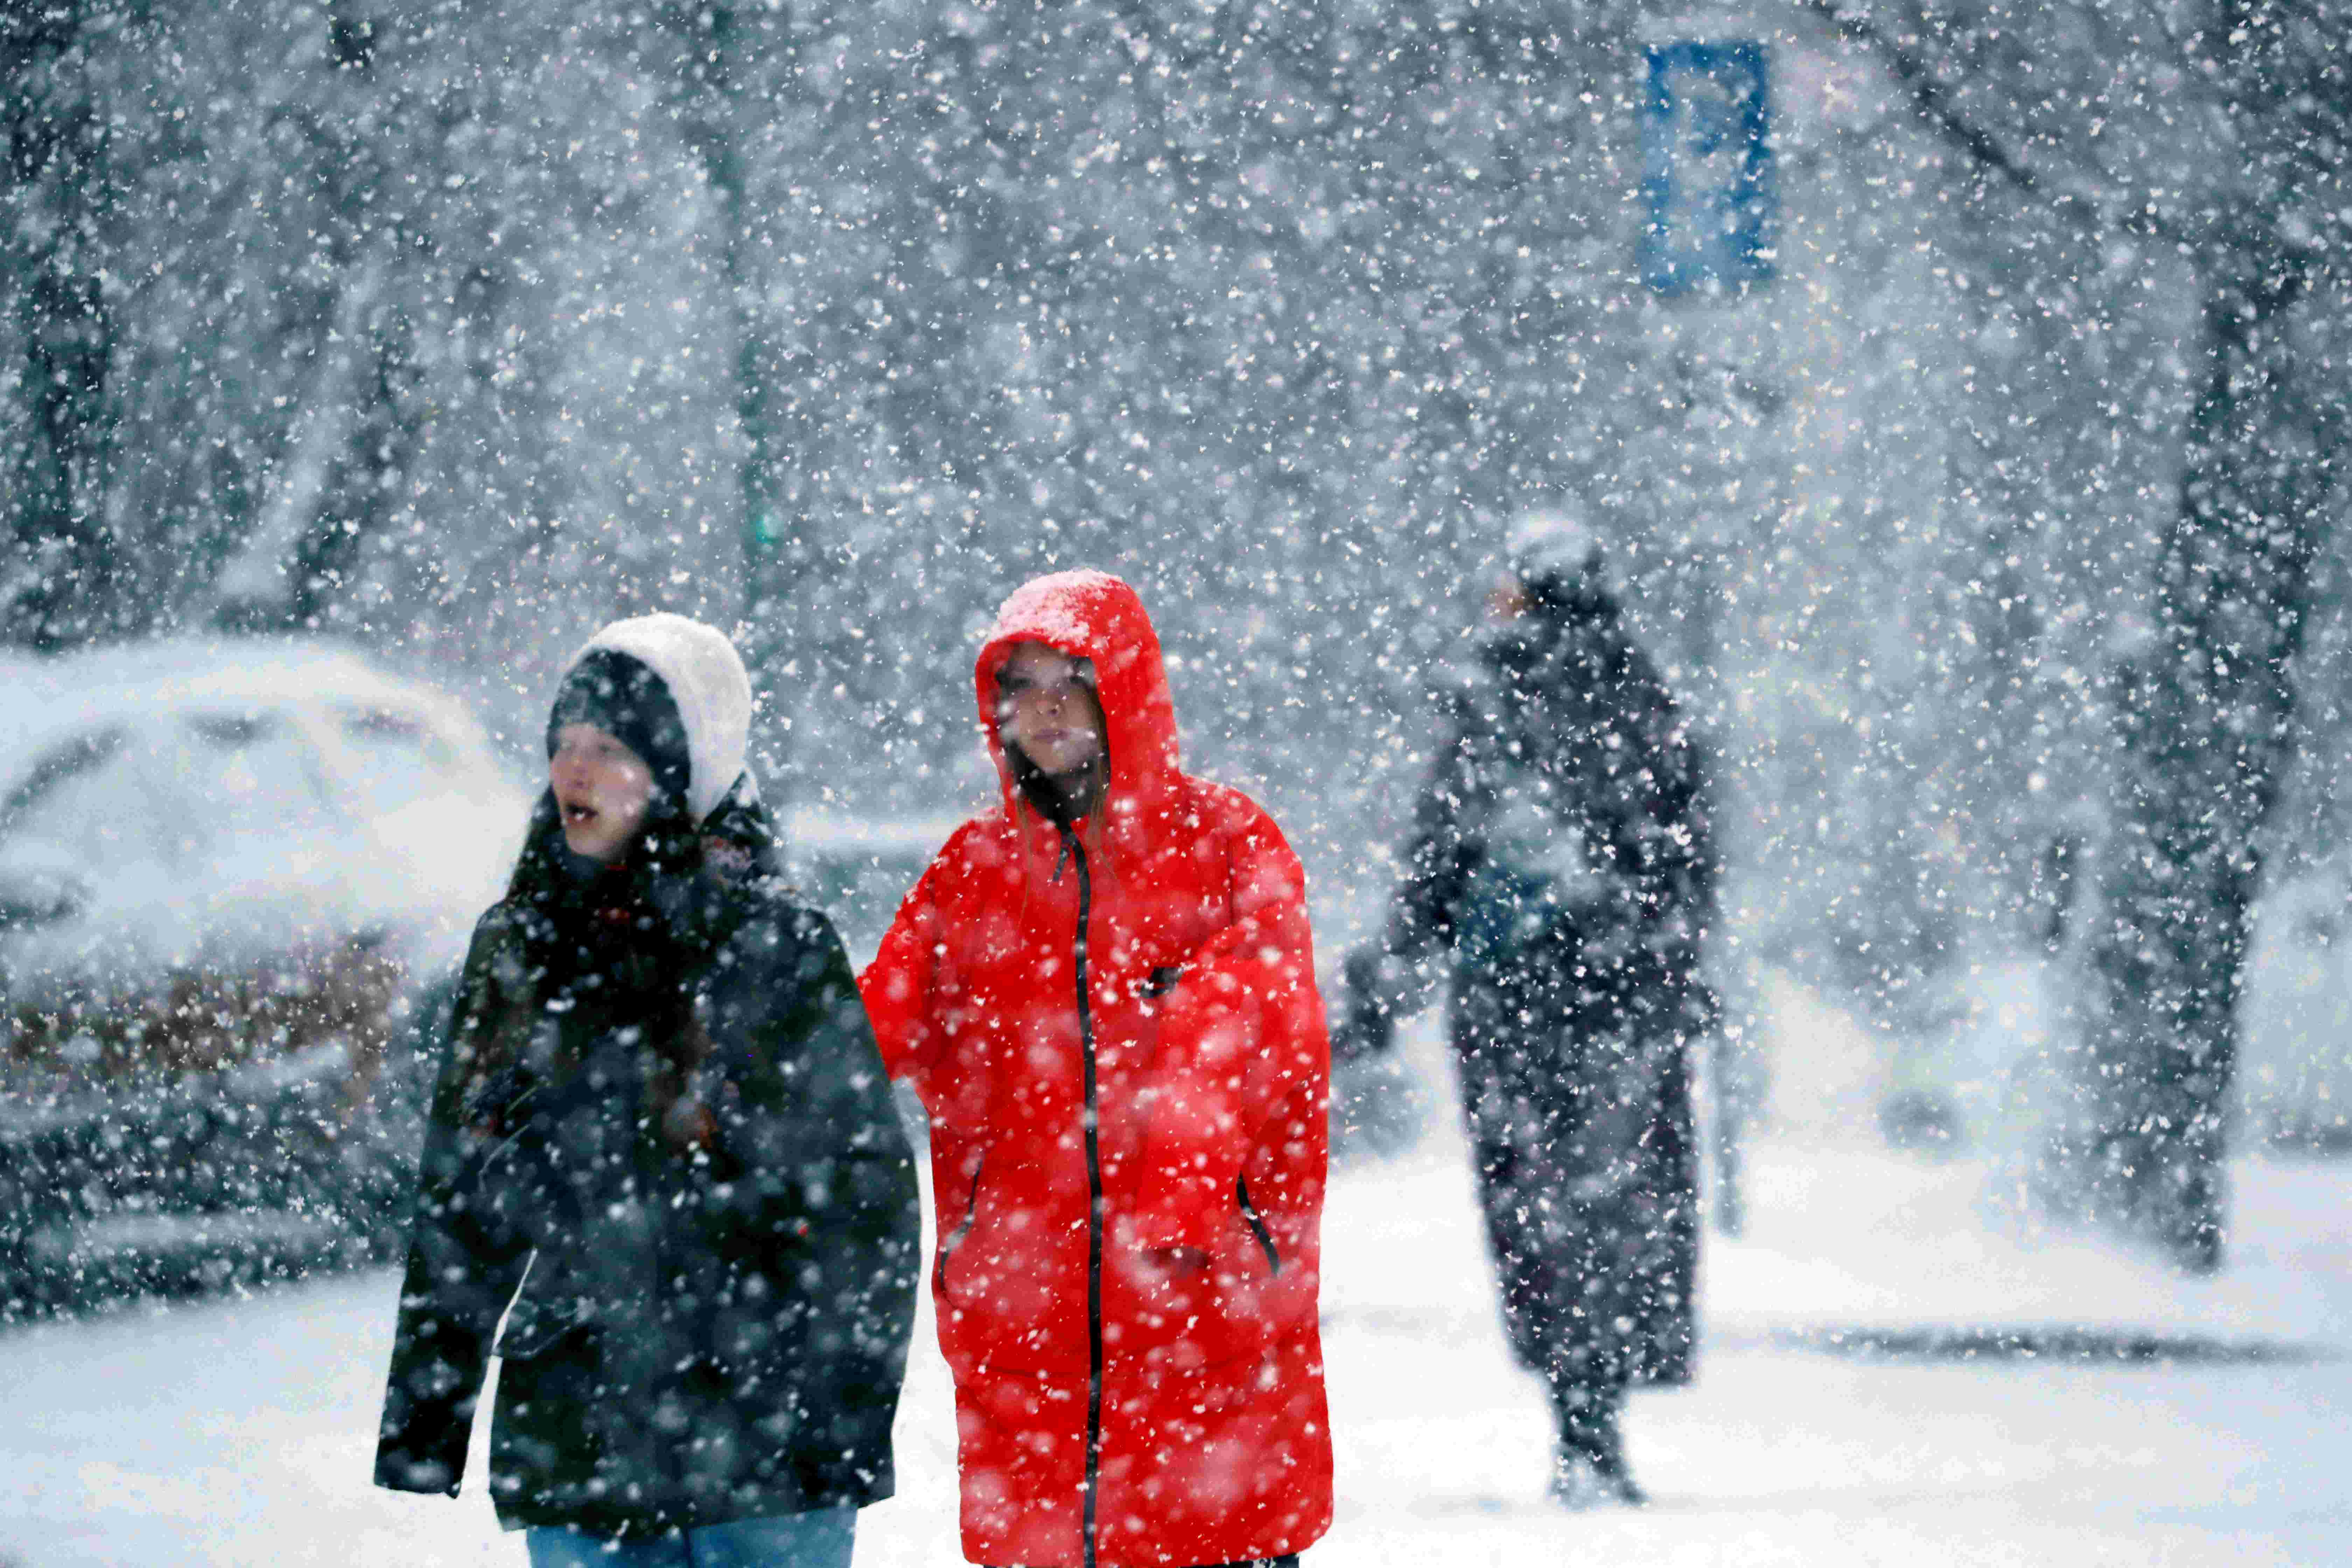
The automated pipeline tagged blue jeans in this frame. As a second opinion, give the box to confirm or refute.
[524,1508,856,1568]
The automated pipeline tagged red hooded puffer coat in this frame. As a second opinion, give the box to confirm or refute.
[861,571,1333,1568]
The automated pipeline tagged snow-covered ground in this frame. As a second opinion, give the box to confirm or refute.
[6,990,2348,1568]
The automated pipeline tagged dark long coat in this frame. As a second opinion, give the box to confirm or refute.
[1343,576,1716,1398]
[374,783,921,1538]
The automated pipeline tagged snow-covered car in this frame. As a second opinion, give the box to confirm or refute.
[0,639,524,1084]
[0,639,525,1310]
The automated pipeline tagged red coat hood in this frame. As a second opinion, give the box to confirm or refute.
[974,570,1181,826]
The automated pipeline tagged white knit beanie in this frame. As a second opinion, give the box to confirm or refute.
[569,613,754,825]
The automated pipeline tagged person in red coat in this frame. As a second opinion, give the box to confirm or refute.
[860,570,1333,1568]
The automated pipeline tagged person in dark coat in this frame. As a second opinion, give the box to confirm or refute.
[1333,516,1716,1508]
[374,613,921,1568]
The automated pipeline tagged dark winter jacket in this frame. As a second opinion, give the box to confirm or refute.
[1343,571,1716,1390]
[374,778,921,1537]
[860,571,1333,1568]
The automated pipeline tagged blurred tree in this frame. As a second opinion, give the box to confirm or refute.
[1813,0,2352,1267]
[644,0,817,729]
[1,0,123,649]
[211,0,420,634]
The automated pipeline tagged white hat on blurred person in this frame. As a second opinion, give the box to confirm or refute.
[1507,509,1607,583]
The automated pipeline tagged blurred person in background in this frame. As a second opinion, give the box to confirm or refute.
[374,613,920,1568]
[1332,515,1717,1507]
[860,570,1332,1568]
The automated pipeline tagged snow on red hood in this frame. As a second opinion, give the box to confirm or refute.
[974,570,1181,826]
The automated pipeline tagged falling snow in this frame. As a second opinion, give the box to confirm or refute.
[5,0,2351,1560]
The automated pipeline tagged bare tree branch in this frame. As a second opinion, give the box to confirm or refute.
[1800,0,2041,196]
[1800,0,2206,253]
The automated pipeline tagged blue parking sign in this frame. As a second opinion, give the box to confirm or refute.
[1642,42,1774,295]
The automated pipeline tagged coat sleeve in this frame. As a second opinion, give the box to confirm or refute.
[1125,803,1328,1254]
[373,909,534,1498]
[719,906,923,1486]
[1336,714,1480,1058]
[1636,716,1717,951]
[858,840,956,1084]
[1624,712,1722,1046]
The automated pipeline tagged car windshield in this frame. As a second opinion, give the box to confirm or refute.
[0,709,343,875]
[328,704,463,817]
[0,729,131,843]
[166,708,332,847]
[0,727,145,867]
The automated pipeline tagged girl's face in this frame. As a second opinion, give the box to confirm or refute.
[550,722,653,864]
[1487,575,1531,624]
[997,641,1106,776]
